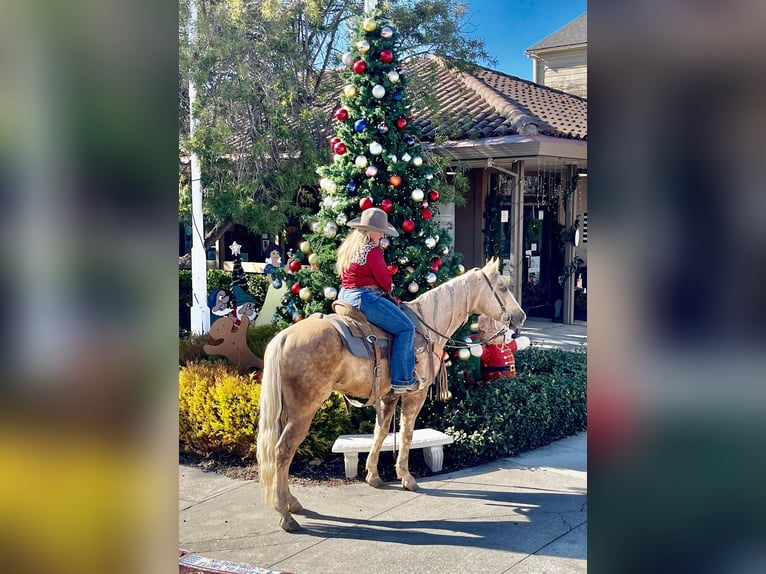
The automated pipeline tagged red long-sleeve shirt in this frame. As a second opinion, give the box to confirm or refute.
[341,243,393,292]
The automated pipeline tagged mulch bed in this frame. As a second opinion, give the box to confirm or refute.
[179,449,493,486]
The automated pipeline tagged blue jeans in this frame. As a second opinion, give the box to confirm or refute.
[339,287,415,386]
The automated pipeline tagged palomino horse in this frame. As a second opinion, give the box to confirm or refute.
[257,258,526,531]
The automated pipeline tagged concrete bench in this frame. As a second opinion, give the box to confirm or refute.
[332,428,455,479]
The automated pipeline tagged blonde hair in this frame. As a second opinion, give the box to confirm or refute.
[336,229,370,276]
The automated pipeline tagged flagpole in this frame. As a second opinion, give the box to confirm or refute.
[188,0,210,334]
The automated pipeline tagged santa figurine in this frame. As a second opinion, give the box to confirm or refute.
[478,315,530,381]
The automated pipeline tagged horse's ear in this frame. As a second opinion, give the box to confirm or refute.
[483,257,500,274]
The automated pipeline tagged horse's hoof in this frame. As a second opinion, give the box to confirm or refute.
[366,474,384,489]
[280,515,301,532]
[402,477,419,492]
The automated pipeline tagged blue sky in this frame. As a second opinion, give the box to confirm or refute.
[460,0,586,79]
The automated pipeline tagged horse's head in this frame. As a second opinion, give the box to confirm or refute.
[474,258,526,332]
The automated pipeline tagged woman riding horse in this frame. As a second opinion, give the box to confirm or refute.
[337,208,422,394]
[258,258,526,531]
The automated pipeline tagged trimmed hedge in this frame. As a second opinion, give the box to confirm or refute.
[419,348,586,466]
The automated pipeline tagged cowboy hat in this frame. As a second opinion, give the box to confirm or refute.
[347,207,399,237]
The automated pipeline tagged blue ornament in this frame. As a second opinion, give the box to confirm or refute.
[346,181,357,193]
[272,278,282,289]
[392,89,404,101]
[354,119,368,132]
[405,136,415,146]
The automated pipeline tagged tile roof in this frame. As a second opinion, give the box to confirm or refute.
[526,13,587,52]
[409,56,587,142]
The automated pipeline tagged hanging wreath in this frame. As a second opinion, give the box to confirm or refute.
[526,218,542,242]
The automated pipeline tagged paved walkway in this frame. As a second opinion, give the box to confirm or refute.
[179,318,587,573]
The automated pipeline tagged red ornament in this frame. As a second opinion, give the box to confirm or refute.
[288,259,302,273]
[402,219,415,233]
[290,282,301,294]
[396,117,407,129]
[359,196,373,210]
[430,258,442,272]
[329,136,341,148]
[352,60,367,74]
[428,190,440,202]
[387,264,399,276]
[334,108,349,121]
[379,49,394,64]
[421,207,433,220]
[388,175,402,188]
[333,141,347,155]
[380,198,393,212]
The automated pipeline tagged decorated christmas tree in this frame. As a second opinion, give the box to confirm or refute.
[277,7,463,324]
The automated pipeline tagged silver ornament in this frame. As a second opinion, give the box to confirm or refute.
[426,272,437,284]
[336,213,348,226]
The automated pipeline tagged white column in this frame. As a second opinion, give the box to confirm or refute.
[188,0,209,334]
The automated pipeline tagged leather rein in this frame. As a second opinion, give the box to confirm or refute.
[412,269,514,349]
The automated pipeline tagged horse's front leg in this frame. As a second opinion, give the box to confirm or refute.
[395,390,429,491]
[365,395,398,488]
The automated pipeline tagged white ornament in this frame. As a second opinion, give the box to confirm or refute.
[425,236,437,249]
[323,196,334,208]
[458,264,465,274]
[369,142,383,155]
[412,156,423,167]
[357,40,370,53]
[372,84,386,99]
[323,286,338,300]
[365,165,378,177]
[229,241,242,256]
[299,287,312,301]
[425,173,433,180]
[408,281,419,293]
[401,152,412,163]
[387,70,400,83]
[324,221,338,238]
[470,344,484,357]
[355,155,368,168]
[411,188,424,202]
[341,52,354,67]
[458,348,471,361]
[381,26,394,39]
[387,154,397,164]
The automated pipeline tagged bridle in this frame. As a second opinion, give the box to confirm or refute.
[479,270,515,329]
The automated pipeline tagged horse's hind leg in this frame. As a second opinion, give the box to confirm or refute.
[365,396,398,488]
[274,418,313,532]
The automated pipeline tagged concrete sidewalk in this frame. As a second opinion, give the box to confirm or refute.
[179,432,586,574]
[520,318,587,352]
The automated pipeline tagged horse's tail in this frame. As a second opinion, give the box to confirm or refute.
[257,327,289,509]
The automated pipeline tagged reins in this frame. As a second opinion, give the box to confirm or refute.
[409,269,512,349]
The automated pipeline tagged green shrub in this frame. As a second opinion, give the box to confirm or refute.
[179,359,373,463]
[419,348,586,467]
[179,361,261,460]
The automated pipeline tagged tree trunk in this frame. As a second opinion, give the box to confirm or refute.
[178,217,234,269]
